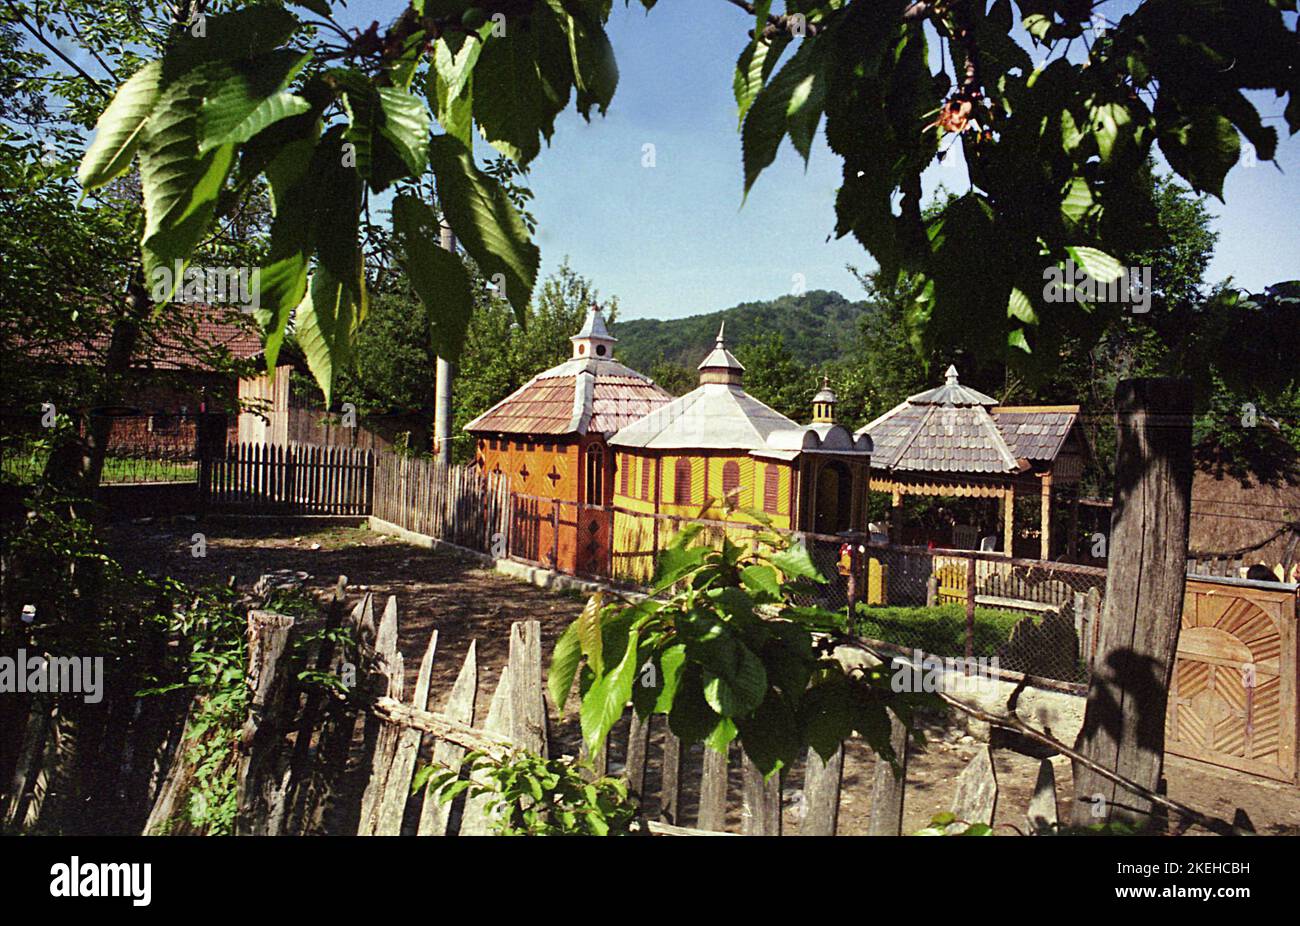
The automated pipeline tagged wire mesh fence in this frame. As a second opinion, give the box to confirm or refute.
[603,508,1106,686]
[0,414,207,485]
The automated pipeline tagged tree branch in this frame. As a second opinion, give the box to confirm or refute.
[4,1,110,100]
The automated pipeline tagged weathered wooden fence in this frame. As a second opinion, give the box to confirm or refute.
[203,442,374,515]
[371,453,510,554]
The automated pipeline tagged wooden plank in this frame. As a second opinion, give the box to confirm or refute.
[867,710,910,835]
[508,621,547,755]
[1026,758,1059,834]
[741,754,781,835]
[459,666,513,836]
[660,730,682,825]
[799,745,843,836]
[697,744,728,832]
[357,596,403,835]
[374,630,439,836]
[950,746,998,830]
[417,642,479,836]
[1072,379,1193,829]
[234,610,296,836]
[624,712,651,797]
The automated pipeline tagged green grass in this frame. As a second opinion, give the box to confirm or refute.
[2,449,197,485]
[853,602,1028,658]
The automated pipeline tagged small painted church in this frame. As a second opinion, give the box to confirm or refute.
[608,324,872,580]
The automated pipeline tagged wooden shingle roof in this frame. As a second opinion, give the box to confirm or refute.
[856,367,1080,475]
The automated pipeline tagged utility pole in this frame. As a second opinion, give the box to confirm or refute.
[434,216,455,466]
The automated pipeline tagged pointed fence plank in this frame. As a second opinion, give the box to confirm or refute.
[867,710,910,835]
[458,666,512,836]
[508,621,547,755]
[374,630,439,836]
[799,745,844,836]
[235,610,296,836]
[951,746,999,830]
[417,642,478,836]
[357,597,403,835]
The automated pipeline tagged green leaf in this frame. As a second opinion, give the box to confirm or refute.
[78,61,163,189]
[579,625,640,754]
[734,32,791,128]
[1065,246,1123,284]
[667,663,720,743]
[137,64,237,287]
[739,563,781,602]
[1007,286,1036,325]
[742,35,825,194]
[166,5,300,75]
[653,643,686,714]
[259,130,323,370]
[735,690,800,776]
[393,194,473,362]
[545,1,618,118]
[294,265,360,409]
[1157,104,1240,200]
[704,716,738,752]
[429,135,540,325]
[547,621,582,712]
[472,26,546,164]
[769,545,825,583]
[377,86,432,176]
[576,592,605,675]
[702,643,766,717]
[197,50,312,153]
[799,675,854,760]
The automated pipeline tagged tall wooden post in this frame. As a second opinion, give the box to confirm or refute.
[1071,379,1193,829]
[1039,472,1053,560]
[1002,487,1014,555]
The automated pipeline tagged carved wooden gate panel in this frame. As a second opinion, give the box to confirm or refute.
[1167,579,1297,783]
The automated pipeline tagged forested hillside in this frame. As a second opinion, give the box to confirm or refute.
[613,290,874,371]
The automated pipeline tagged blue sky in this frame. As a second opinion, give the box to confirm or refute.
[481,1,1300,321]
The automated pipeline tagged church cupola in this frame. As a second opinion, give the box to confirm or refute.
[571,305,617,360]
[812,376,837,423]
[697,322,745,386]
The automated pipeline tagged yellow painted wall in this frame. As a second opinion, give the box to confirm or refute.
[609,449,797,581]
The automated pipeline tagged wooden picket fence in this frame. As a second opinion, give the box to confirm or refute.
[189,582,1084,837]
[203,442,374,515]
[371,453,510,554]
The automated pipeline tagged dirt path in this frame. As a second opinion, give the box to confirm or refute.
[108,518,1300,836]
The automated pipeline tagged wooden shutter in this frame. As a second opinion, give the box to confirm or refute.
[763,464,780,513]
[722,460,740,503]
[674,458,692,505]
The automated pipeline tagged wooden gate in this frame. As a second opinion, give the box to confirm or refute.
[1167,576,1298,784]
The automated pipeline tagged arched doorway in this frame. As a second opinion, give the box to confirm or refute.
[814,460,853,535]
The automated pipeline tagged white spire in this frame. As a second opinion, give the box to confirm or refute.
[570,305,617,360]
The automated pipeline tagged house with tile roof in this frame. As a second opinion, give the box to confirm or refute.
[856,365,1089,559]
[8,307,273,451]
[608,325,871,581]
[465,306,673,575]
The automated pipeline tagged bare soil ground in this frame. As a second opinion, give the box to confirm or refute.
[108,518,1300,836]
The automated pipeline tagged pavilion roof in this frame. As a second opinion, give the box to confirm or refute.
[856,367,1080,475]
